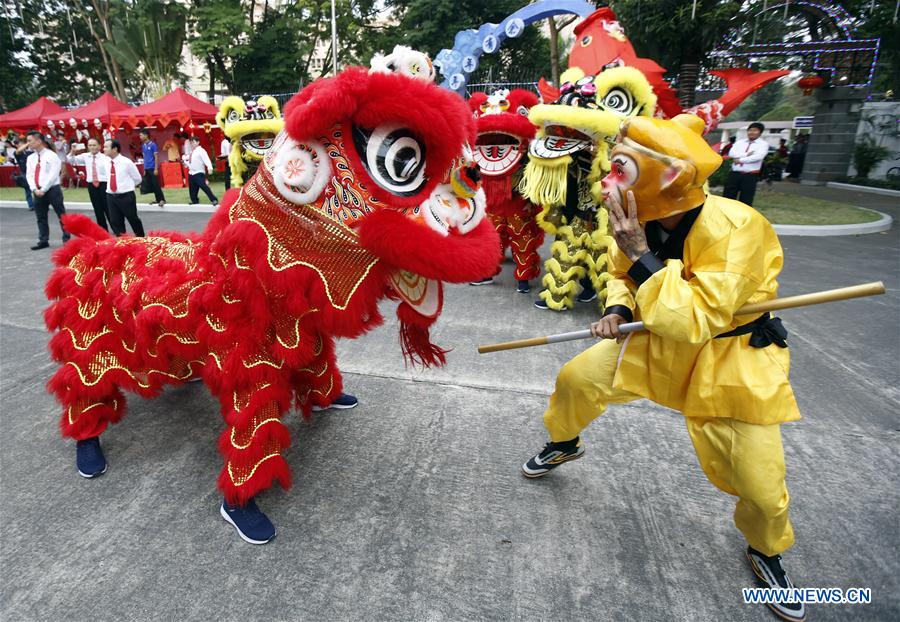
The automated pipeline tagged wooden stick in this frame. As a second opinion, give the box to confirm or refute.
[477,281,885,354]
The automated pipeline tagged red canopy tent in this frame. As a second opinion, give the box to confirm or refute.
[43,92,132,127]
[0,97,67,132]
[109,88,217,130]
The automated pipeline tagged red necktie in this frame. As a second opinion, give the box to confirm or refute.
[34,154,41,188]
[91,155,99,187]
[109,159,117,192]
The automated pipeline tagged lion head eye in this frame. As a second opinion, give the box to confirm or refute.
[601,88,635,115]
[352,124,428,197]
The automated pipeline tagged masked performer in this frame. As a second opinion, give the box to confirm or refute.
[45,48,499,545]
[522,114,805,622]
[524,7,788,313]
[468,89,543,293]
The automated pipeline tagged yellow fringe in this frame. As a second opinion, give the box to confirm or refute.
[520,156,572,206]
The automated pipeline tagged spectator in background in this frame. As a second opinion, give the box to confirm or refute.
[164,133,181,162]
[14,139,35,210]
[104,139,146,237]
[722,122,769,206]
[138,128,167,207]
[68,137,111,231]
[25,130,70,250]
[219,135,231,191]
[777,138,789,158]
[53,132,67,155]
[786,134,808,180]
[185,135,219,206]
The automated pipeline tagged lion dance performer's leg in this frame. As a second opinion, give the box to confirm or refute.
[538,215,587,310]
[581,212,613,312]
[507,208,544,283]
[211,348,293,509]
[293,332,344,416]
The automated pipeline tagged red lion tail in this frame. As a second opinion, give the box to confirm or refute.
[61,214,112,241]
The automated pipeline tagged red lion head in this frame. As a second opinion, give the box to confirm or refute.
[469,89,539,178]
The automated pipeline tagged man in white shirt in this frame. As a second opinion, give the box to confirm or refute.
[722,122,770,206]
[185,135,219,206]
[219,136,232,190]
[68,137,111,231]
[25,131,70,250]
[104,139,146,237]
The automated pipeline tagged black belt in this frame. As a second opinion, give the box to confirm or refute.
[715,312,788,348]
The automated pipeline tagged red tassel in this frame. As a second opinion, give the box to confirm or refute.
[482,174,512,207]
[396,301,448,368]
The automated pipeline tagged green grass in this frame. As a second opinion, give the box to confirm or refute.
[0,182,229,205]
[712,190,881,225]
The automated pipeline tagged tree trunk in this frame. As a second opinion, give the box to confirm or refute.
[678,62,700,108]
[548,17,560,87]
[212,51,235,93]
[207,56,216,102]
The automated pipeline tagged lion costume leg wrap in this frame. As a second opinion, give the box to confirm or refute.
[215,367,293,506]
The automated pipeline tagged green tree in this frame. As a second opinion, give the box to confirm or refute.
[105,1,187,99]
[1,0,116,108]
[610,0,746,107]
[187,0,251,99]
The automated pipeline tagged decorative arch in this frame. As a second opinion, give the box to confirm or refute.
[711,0,880,88]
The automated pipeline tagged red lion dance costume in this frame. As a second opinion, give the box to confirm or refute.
[44,48,500,542]
[468,89,543,292]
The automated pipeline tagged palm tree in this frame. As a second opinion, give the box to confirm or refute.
[105,0,187,99]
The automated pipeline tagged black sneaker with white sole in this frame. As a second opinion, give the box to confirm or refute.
[221,497,276,545]
[311,393,358,412]
[469,277,494,286]
[516,280,531,293]
[76,436,108,478]
[521,438,585,478]
[746,546,806,622]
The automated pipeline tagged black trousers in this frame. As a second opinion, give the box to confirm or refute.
[188,173,218,205]
[142,170,166,203]
[87,182,110,231]
[107,191,146,237]
[723,171,760,206]
[34,185,69,244]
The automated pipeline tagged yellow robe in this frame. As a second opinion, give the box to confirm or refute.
[607,194,800,425]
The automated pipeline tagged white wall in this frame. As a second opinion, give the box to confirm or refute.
[848,101,900,179]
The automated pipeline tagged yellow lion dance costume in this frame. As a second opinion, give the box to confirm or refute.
[216,95,285,188]
[521,65,656,311]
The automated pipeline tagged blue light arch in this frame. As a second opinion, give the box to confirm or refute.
[434,0,596,94]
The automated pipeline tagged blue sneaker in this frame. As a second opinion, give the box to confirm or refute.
[220,497,276,545]
[312,393,359,411]
[516,280,531,293]
[76,437,107,478]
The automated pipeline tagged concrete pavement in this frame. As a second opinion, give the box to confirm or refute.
[0,207,897,621]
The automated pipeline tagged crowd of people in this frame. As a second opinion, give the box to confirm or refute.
[2,128,222,250]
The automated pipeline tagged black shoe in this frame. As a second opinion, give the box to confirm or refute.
[220,497,276,545]
[76,436,108,478]
[747,547,806,622]
[312,393,359,412]
[576,290,597,303]
[521,438,585,478]
[31,242,49,250]
[469,277,494,286]
[534,298,567,311]
[516,280,531,293]
[62,235,71,243]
